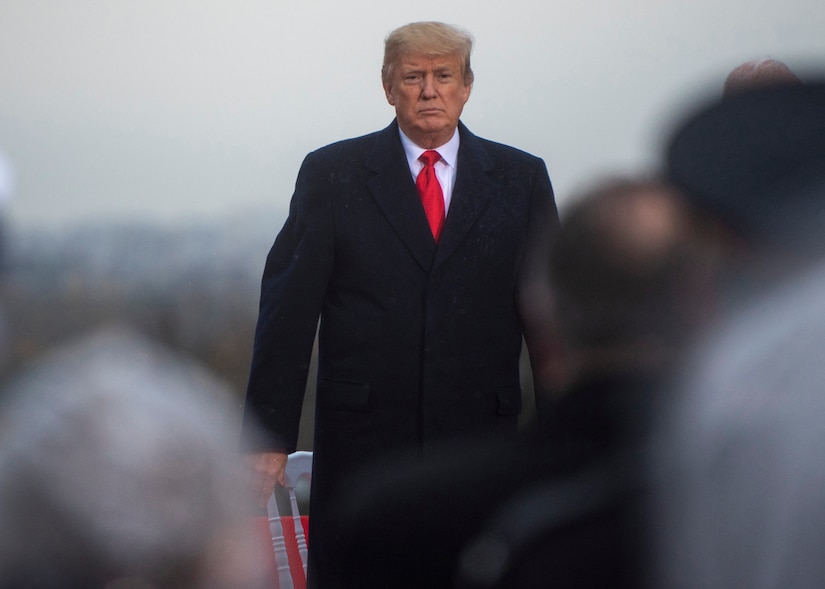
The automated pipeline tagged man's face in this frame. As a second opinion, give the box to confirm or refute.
[383,53,472,149]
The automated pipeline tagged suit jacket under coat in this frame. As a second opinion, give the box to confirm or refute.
[242,120,558,482]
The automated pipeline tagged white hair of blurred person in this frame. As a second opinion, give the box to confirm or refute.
[0,324,272,589]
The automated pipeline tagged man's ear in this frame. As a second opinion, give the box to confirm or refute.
[462,82,472,104]
[383,82,395,106]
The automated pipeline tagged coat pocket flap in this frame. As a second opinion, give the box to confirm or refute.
[318,380,371,413]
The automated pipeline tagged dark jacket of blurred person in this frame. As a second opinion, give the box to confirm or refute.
[328,177,717,589]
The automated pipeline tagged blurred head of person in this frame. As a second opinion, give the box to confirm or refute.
[550,176,723,385]
[0,325,272,589]
[723,57,801,98]
[666,81,825,285]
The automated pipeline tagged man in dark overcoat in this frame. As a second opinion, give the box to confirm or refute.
[241,21,560,588]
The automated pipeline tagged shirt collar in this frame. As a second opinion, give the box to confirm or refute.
[398,126,460,169]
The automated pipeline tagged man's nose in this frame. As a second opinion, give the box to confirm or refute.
[421,74,438,98]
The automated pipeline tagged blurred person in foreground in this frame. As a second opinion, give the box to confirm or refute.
[239,21,559,587]
[651,80,825,588]
[0,325,273,589]
[329,176,719,588]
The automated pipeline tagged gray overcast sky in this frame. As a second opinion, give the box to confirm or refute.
[1,0,824,228]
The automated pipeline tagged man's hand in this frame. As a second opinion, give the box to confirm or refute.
[243,451,288,508]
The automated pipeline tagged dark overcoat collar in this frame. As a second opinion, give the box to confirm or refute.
[366,120,496,272]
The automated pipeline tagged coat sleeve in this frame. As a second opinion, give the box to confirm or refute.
[240,152,334,453]
[515,157,564,412]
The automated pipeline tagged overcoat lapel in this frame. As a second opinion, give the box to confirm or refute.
[434,123,494,268]
[366,121,437,271]
[365,120,495,272]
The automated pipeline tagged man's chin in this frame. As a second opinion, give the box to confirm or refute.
[416,120,456,135]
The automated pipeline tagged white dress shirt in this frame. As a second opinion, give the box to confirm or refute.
[398,128,460,214]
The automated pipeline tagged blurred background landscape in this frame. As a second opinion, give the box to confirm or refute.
[0,207,302,440]
[0,206,280,389]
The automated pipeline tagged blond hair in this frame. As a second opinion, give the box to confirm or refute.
[382,21,474,86]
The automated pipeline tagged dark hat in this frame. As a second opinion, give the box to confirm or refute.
[666,81,825,250]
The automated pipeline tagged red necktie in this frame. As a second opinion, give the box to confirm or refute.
[416,150,445,242]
